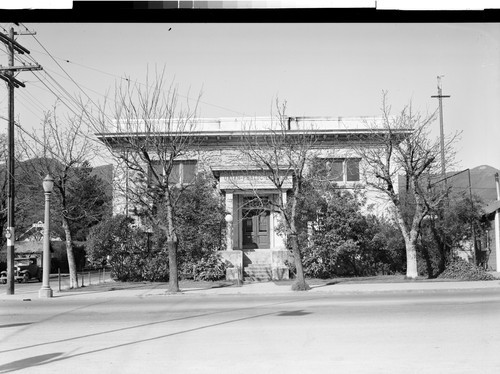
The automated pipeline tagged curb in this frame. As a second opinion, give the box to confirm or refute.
[1,280,499,301]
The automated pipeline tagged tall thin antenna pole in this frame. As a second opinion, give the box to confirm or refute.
[431,76,450,188]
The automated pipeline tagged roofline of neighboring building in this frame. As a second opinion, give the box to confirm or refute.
[483,200,500,216]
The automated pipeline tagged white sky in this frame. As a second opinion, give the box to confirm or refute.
[1,22,499,170]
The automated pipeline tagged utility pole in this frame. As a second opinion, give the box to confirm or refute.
[0,26,42,295]
[431,75,451,188]
[430,76,451,264]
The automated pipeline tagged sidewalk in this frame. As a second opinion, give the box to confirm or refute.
[2,275,500,300]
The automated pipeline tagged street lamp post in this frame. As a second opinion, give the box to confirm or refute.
[39,175,54,298]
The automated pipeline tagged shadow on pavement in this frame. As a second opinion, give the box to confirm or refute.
[0,352,64,373]
[276,310,312,316]
[0,323,33,329]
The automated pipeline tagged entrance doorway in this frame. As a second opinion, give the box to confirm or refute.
[242,209,270,249]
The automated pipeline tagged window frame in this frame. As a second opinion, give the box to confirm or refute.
[148,159,198,186]
[323,157,361,183]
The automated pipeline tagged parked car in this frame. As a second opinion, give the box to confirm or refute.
[0,257,42,284]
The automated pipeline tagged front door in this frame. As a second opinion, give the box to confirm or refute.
[242,209,270,249]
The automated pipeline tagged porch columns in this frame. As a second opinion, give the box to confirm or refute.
[496,212,500,271]
[496,173,500,271]
[278,191,288,249]
[225,192,234,251]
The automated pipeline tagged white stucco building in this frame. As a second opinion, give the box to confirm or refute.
[97,116,407,280]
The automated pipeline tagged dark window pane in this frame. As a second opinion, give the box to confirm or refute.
[329,160,344,182]
[170,163,181,184]
[346,159,360,181]
[258,211,269,232]
[182,161,197,184]
[149,162,163,184]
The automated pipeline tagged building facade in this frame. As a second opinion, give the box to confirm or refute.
[98,116,402,280]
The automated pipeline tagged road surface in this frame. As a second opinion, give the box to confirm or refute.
[1,289,499,373]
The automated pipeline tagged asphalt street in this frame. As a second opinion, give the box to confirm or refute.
[1,289,500,373]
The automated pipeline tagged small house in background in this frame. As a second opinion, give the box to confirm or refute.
[17,221,62,242]
[482,200,500,271]
[14,241,47,268]
[399,165,500,272]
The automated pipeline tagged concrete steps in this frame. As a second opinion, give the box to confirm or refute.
[244,264,272,281]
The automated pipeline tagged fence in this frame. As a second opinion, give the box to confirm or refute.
[55,268,112,291]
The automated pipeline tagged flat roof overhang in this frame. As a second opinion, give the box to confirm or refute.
[96,128,413,150]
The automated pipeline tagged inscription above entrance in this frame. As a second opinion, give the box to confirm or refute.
[219,170,292,190]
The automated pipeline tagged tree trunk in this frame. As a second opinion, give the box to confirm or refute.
[62,216,78,288]
[428,218,446,275]
[287,187,309,291]
[393,206,419,279]
[164,189,179,293]
[290,233,310,291]
[167,238,179,292]
[404,234,419,279]
[419,241,434,279]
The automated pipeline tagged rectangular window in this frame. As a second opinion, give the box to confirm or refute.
[182,161,197,184]
[149,162,164,184]
[324,158,360,183]
[330,160,344,182]
[169,163,181,184]
[346,159,360,182]
[149,160,197,185]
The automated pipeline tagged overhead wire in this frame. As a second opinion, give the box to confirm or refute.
[16,91,47,117]
[26,29,102,111]
[17,84,50,112]
[1,24,110,177]
[14,23,252,141]
[10,23,274,160]
[11,45,110,150]
[19,22,249,117]
[42,66,112,100]
[14,37,99,123]
[30,71,82,118]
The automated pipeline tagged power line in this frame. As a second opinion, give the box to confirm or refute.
[28,32,102,114]
[30,71,82,118]
[19,23,248,117]
[43,66,111,99]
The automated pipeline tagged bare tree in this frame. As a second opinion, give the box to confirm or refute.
[239,100,324,291]
[18,104,102,288]
[92,72,201,293]
[354,93,455,279]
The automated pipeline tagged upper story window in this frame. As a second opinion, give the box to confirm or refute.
[149,160,197,185]
[171,160,197,184]
[325,158,360,183]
